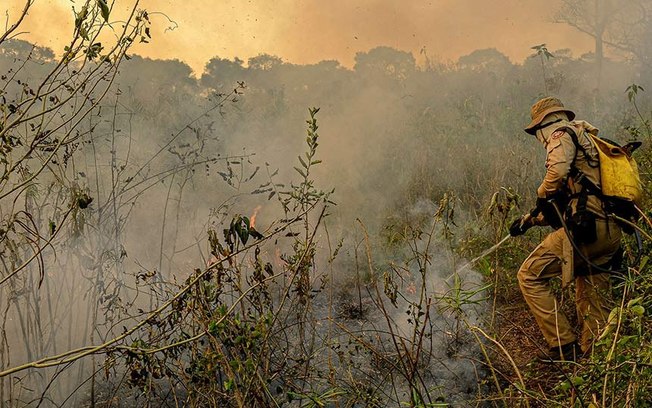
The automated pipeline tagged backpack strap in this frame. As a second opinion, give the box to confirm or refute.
[559,126,601,194]
[559,126,599,171]
[561,127,639,235]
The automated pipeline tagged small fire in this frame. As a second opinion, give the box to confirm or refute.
[207,255,218,267]
[250,205,262,229]
[406,282,417,295]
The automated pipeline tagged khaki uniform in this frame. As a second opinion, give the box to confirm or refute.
[518,119,622,351]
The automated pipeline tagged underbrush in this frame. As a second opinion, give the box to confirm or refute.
[3,99,649,406]
[114,94,652,407]
[87,109,494,407]
[448,93,652,407]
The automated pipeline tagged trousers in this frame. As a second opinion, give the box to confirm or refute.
[517,218,622,351]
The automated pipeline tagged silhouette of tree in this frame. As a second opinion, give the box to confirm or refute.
[354,46,416,82]
[248,53,283,71]
[202,57,246,89]
[458,48,511,72]
[556,0,652,89]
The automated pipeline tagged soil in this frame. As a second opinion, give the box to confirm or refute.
[488,273,587,407]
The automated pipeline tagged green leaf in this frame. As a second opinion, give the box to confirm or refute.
[606,307,621,326]
[631,305,645,316]
[97,0,110,22]
[239,227,249,245]
[559,380,571,392]
[626,84,645,103]
[298,155,308,169]
[627,297,643,308]
[75,5,88,28]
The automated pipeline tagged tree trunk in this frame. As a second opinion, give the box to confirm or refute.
[595,0,605,92]
[595,33,604,91]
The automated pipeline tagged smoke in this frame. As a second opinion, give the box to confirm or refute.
[5,0,594,73]
[1,0,650,404]
[280,0,593,66]
[316,197,489,405]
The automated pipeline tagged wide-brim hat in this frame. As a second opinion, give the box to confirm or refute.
[524,97,575,135]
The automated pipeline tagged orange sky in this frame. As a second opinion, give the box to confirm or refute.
[4,0,594,74]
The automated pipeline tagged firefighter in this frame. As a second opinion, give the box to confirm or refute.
[509,97,622,362]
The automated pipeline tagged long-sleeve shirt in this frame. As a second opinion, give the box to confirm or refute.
[536,120,605,219]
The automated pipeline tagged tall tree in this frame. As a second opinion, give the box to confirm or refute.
[556,0,652,89]
[556,0,619,90]
[353,46,416,83]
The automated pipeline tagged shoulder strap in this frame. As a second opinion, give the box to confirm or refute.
[559,126,603,198]
[558,126,583,175]
[559,125,599,170]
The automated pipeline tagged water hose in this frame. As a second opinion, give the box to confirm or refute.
[455,234,511,274]
[454,213,536,274]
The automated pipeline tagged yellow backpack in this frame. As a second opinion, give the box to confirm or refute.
[566,126,643,229]
[587,134,643,206]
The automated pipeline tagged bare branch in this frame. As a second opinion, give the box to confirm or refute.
[0,0,32,44]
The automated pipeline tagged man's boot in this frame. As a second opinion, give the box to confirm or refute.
[537,341,582,363]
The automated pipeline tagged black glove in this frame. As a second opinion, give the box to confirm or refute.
[529,205,541,218]
[509,216,532,237]
[535,197,548,215]
[535,195,565,230]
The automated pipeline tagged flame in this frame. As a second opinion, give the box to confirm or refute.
[250,205,262,229]
[207,255,218,267]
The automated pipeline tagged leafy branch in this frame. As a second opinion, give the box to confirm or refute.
[530,43,554,95]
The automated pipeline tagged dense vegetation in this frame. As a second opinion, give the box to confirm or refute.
[1,1,652,406]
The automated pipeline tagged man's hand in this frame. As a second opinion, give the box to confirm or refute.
[536,197,550,214]
[534,194,565,229]
[509,215,533,237]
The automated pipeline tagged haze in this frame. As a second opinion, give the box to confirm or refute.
[6,0,593,73]
[3,0,652,405]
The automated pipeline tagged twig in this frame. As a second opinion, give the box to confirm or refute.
[471,325,530,408]
[0,208,307,378]
[0,0,32,44]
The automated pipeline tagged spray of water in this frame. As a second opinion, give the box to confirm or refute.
[455,234,512,275]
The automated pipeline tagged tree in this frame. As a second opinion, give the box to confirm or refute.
[1,1,149,203]
[201,56,246,89]
[556,0,615,89]
[353,46,416,82]
[458,48,512,73]
[247,53,283,71]
[603,1,652,78]
[556,0,652,89]
[0,38,55,61]
[530,43,555,94]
